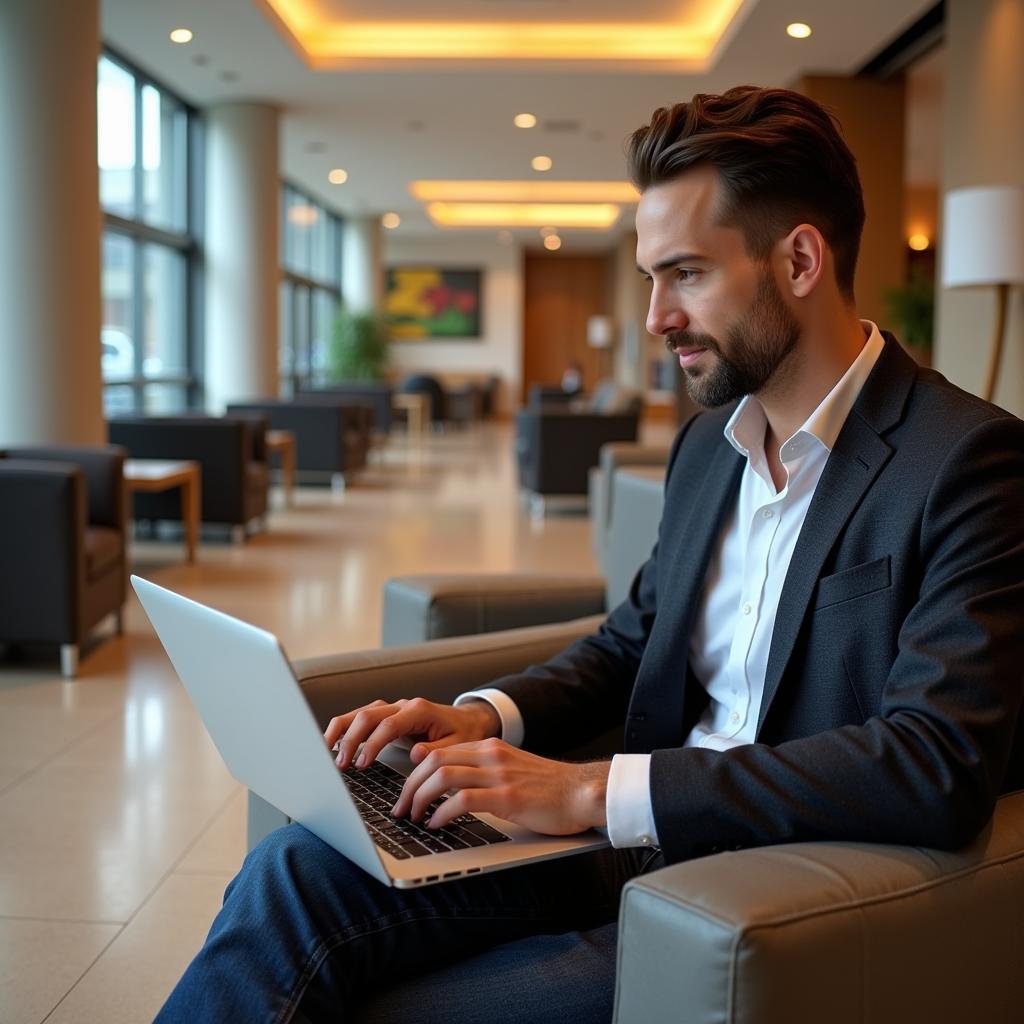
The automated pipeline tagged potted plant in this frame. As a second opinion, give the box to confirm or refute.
[327,308,390,381]
[883,270,935,366]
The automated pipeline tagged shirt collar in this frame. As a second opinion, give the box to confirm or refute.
[724,320,885,463]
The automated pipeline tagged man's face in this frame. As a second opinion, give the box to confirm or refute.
[635,166,801,408]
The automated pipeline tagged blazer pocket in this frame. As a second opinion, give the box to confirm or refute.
[814,555,891,611]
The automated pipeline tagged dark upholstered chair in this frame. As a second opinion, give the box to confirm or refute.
[298,383,394,434]
[227,399,369,485]
[0,445,128,676]
[108,416,268,538]
[515,406,641,513]
[398,374,447,428]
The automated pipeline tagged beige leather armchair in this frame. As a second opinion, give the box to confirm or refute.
[247,578,1024,1022]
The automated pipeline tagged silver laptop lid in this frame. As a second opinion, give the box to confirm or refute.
[130,575,388,884]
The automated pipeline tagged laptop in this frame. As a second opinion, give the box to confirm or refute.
[131,575,609,888]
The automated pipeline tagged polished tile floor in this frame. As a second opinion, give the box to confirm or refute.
[0,420,672,1024]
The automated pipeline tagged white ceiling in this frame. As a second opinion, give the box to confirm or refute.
[102,0,938,246]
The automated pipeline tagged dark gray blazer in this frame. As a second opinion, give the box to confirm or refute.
[493,335,1024,864]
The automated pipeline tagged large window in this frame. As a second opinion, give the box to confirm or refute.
[280,184,342,394]
[98,52,199,414]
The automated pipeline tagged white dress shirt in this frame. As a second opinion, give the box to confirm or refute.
[459,322,885,848]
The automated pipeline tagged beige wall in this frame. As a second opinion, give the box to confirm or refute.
[383,236,523,414]
[935,0,1024,414]
[793,75,908,328]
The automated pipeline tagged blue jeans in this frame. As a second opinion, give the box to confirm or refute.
[156,824,655,1023]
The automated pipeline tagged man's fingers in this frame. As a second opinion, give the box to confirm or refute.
[323,701,388,750]
[334,704,400,768]
[401,766,486,822]
[392,744,493,816]
[427,788,494,831]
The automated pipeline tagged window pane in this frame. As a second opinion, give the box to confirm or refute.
[102,232,136,381]
[311,289,336,384]
[279,280,294,385]
[141,85,188,232]
[143,245,186,377]
[294,284,311,384]
[98,58,136,217]
[143,383,187,414]
[103,384,137,417]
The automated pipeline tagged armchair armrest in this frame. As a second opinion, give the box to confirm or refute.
[247,614,604,849]
[614,790,1024,1024]
[381,573,606,646]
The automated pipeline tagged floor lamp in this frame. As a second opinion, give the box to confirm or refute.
[941,185,1024,402]
[587,315,615,381]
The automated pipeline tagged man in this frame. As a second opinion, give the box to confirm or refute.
[157,87,1024,1022]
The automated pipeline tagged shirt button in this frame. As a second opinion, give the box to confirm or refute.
[762,509,774,519]
[741,603,752,615]
[730,712,740,724]
[639,835,652,846]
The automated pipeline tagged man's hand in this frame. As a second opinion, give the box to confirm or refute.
[324,697,500,770]
[391,738,610,836]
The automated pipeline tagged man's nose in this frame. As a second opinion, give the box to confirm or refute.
[646,287,688,337]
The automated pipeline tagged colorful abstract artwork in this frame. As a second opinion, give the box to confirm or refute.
[385,267,482,340]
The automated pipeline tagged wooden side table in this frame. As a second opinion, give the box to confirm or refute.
[392,393,429,441]
[124,459,202,564]
[265,429,296,507]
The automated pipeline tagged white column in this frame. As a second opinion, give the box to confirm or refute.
[0,0,104,445]
[342,216,383,312]
[205,102,280,412]
[935,0,1024,414]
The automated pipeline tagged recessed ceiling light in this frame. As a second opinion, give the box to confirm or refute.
[543,234,562,251]
[531,155,553,172]
[328,168,349,185]
[382,212,401,229]
[908,233,930,251]
[170,28,194,44]
[786,23,812,39]
[514,113,537,129]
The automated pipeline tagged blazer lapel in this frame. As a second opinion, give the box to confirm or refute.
[756,336,915,732]
[627,437,743,752]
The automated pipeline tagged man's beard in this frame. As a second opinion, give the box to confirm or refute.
[667,271,801,408]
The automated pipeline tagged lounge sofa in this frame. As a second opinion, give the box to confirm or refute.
[228,399,369,485]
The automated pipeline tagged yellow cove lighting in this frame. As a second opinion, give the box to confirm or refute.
[410,181,640,204]
[260,1,749,65]
[426,203,621,229]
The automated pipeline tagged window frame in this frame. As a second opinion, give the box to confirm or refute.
[100,46,203,413]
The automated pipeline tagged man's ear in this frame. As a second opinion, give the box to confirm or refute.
[776,224,826,299]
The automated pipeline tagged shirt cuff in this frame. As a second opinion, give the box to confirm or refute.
[606,754,660,849]
[454,689,525,748]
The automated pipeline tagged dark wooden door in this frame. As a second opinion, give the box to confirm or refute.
[522,252,612,403]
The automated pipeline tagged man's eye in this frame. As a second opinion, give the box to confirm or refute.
[678,269,698,282]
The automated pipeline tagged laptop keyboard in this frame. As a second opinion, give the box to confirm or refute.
[342,759,511,860]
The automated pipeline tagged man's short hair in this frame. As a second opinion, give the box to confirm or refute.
[627,86,865,301]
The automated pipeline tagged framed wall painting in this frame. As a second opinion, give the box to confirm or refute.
[385,267,483,340]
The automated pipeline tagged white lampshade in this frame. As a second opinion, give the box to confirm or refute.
[941,186,1024,288]
[586,315,615,348]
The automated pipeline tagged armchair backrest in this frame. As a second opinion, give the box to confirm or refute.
[3,444,128,530]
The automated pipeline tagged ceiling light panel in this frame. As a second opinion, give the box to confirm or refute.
[426,202,621,229]
[410,181,640,203]
[259,0,751,68]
